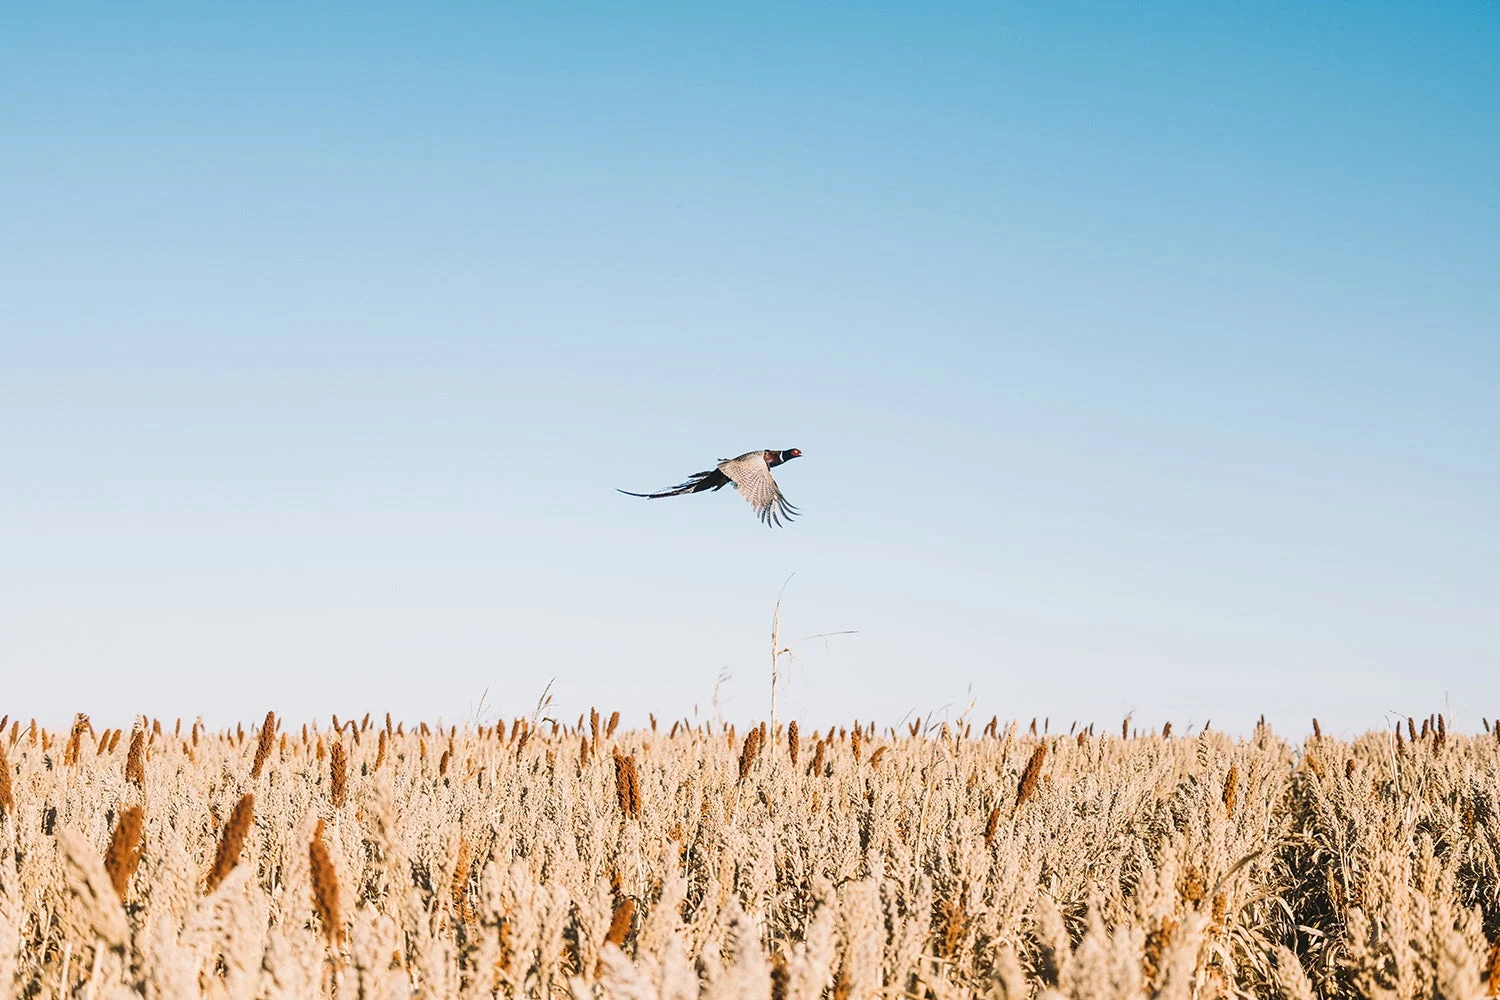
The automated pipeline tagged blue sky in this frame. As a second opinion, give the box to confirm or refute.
[3,5,1497,735]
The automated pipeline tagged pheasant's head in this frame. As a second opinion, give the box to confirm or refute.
[781,448,802,462]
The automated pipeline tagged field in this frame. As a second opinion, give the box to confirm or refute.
[0,711,1497,999]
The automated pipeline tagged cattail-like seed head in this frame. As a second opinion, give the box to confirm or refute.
[374,730,387,772]
[595,896,636,974]
[439,747,451,776]
[329,740,347,807]
[613,752,641,819]
[808,739,827,777]
[787,721,800,766]
[309,818,342,945]
[125,729,146,788]
[104,804,145,902]
[1162,721,1172,739]
[251,710,276,780]
[606,711,620,738]
[0,741,12,816]
[1223,765,1239,819]
[983,805,1001,847]
[1014,745,1047,814]
[64,713,90,767]
[205,793,254,893]
[868,746,888,770]
[850,725,863,763]
[738,727,763,783]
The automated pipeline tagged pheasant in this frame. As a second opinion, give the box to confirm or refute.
[620,449,803,527]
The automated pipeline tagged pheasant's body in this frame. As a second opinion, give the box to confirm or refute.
[620,448,803,527]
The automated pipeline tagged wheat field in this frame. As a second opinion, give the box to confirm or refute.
[0,710,1497,999]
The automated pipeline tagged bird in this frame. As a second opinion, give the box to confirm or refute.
[619,448,803,527]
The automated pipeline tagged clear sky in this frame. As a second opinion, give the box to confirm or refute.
[3,5,1497,736]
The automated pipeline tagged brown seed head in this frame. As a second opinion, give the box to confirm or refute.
[936,890,968,958]
[251,711,276,779]
[787,721,800,766]
[738,726,763,783]
[104,804,145,902]
[205,793,254,893]
[594,896,636,975]
[1223,765,1239,819]
[809,739,827,777]
[125,729,146,788]
[64,713,90,767]
[309,818,343,945]
[983,805,1001,847]
[613,752,641,819]
[329,740,347,807]
[1143,916,1178,985]
[1014,745,1047,815]
[0,742,13,816]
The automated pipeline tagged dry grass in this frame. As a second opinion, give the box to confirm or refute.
[0,713,1496,998]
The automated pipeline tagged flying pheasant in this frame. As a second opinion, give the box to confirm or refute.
[619,449,803,527]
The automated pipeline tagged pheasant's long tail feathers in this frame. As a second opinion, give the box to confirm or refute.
[761,494,800,528]
[617,469,728,499]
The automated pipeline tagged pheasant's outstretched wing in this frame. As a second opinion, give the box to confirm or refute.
[717,452,799,527]
[617,468,730,499]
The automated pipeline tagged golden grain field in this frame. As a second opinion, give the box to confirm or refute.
[0,710,1497,999]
